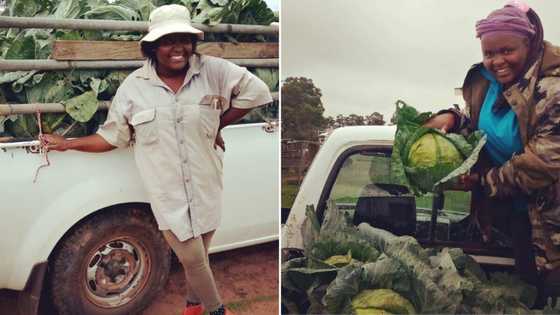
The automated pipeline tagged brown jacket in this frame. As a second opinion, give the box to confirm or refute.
[454,42,560,271]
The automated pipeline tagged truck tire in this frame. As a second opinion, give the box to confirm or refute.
[47,207,171,315]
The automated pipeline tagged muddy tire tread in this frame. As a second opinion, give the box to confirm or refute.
[48,207,170,315]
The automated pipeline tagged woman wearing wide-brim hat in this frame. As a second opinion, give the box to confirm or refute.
[43,4,272,315]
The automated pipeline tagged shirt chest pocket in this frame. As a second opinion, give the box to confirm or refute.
[182,105,221,144]
[131,109,158,145]
[195,106,221,144]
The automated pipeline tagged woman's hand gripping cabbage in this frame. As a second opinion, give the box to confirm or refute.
[390,101,486,194]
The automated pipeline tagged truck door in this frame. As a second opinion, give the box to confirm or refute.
[214,102,279,250]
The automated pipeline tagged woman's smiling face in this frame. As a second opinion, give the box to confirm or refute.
[155,33,195,76]
[481,33,530,87]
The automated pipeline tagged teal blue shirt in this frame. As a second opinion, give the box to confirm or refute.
[478,68,524,165]
[478,67,527,213]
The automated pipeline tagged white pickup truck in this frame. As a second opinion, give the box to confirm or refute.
[1,119,279,314]
[282,125,515,266]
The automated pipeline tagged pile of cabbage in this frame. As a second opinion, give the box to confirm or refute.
[282,202,559,314]
[390,101,486,194]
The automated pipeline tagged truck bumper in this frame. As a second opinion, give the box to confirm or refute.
[17,261,47,315]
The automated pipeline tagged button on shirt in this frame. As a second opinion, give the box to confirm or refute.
[97,54,272,241]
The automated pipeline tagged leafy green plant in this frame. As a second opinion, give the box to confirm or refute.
[351,289,416,315]
[390,100,486,194]
[282,202,382,314]
[282,202,556,314]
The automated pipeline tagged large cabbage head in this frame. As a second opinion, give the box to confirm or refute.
[323,251,354,267]
[390,101,486,194]
[351,289,416,314]
[406,133,464,192]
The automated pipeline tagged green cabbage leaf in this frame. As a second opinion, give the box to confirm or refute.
[282,202,560,314]
[390,100,486,194]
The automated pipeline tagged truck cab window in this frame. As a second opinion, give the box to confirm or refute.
[328,152,396,217]
[325,149,471,241]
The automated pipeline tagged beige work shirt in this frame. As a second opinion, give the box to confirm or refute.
[97,54,272,241]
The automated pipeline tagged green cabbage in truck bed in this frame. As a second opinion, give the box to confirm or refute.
[282,202,560,314]
[351,289,416,315]
[389,100,486,194]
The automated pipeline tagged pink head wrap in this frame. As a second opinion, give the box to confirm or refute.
[475,2,536,39]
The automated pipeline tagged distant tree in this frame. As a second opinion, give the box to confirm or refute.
[281,77,326,140]
[324,112,385,129]
[324,116,335,128]
[366,112,385,125]
[335,114,345,127]
[348,114,364,126]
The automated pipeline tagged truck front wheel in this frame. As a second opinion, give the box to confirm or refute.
[47,207,170,315]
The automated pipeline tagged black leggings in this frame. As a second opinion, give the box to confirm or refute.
[509,212,545,307]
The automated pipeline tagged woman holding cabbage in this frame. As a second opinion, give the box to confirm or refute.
[425,1,560,305]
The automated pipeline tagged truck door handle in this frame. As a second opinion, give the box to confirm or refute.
[262,120,278,133]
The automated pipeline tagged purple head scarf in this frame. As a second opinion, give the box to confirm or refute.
[475,4,536,39]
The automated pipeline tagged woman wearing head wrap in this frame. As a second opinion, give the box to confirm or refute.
[426,1,560,306]
[42,4,272,315]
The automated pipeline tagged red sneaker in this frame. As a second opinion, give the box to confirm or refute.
[183,304,204,315]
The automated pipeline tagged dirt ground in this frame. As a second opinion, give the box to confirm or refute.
[0,241,278,315]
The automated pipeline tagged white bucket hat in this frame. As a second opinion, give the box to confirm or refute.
[140,4,204,43]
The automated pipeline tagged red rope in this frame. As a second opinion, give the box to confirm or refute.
[33,110,50,183]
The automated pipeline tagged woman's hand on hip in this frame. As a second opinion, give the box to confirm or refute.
[423,113,456,134]
[214,130,225,151]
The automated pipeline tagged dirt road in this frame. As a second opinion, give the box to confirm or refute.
[0,241,278,315]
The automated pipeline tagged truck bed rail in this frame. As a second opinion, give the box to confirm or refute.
[0,16,278,34]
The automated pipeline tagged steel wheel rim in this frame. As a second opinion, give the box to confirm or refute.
[83,237,152,308]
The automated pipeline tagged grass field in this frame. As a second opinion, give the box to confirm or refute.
[282,153,471,213]
[416,191,470,213]
[282,182,299,209]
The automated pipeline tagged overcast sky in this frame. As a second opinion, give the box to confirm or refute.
[264,0,279,12]
[281,0,560,121]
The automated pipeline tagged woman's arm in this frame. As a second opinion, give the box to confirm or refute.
[219,107,251,130]
[213,58,273,150]
[482,96,560,198]
[423,112,457,133]
[213,107,251,151]
[42,133,117,152]
[44,80,132,152]
[424,104,472,134]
